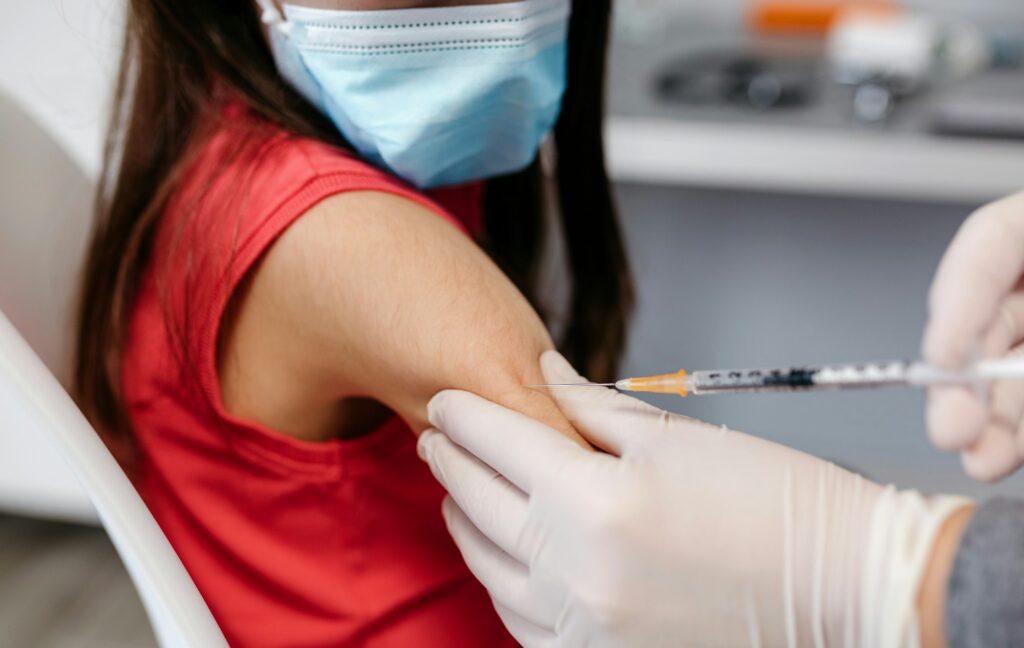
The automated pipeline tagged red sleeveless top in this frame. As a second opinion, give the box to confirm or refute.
[121,102,514,647]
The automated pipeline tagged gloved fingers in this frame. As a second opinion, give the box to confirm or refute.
[926,348,1024,476]
[419,429,531,562]
[428,389,589,494]
[926,386,988,451]
[442,499,561,631]
[924,194,1024,368]
[539,350,667,455]
[959,370,1024,481]
[991,364,1024,428]
[981,292,1024,357]
[961,421,1023,482]
[493,602,558,648]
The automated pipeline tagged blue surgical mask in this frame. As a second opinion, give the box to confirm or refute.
[257,0,570,189]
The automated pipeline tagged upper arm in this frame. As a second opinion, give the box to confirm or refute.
[219,190,583,445]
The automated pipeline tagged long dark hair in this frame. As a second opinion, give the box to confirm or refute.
[75,0,634,447]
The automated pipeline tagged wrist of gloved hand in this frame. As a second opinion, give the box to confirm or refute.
[420,351,971,647]
[856,488,970,647]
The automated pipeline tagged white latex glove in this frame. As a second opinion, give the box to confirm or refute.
[419,351,969,648]
[923,191,1024,481]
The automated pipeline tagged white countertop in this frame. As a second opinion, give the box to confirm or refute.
[606,116,1024,203]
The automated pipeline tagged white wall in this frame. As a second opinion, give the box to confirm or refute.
[0,0,122,179]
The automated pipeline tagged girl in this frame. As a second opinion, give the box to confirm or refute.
[75,0,632,644]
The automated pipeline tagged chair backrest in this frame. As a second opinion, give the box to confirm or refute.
[0,93,226,647]
[0,90,93,387]
[0,313,227,647]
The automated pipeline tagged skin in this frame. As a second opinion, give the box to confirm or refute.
[219,190,583,446]
[919,505,974,648]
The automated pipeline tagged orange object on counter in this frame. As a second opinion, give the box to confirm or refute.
[748,0,898,35]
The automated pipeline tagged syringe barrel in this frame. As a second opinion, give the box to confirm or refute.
[687,368,818,394]
[687,361,914,394]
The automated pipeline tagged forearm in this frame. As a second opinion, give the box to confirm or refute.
[941,498,1024,648]
[918,504,975,648]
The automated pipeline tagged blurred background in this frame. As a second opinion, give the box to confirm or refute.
[1,0,1023,644]
[604,0,1024,497]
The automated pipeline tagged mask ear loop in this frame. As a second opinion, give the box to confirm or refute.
[256,0,293,36]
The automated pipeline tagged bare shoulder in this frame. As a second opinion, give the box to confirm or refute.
[267,189,542,375]
[289,190,470,259]
[220,189,578,442]
[275,190,491,305]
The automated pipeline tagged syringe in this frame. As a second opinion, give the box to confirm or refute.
[536,358,1024,397]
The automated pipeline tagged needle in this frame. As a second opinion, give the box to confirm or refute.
[529,382,617,387]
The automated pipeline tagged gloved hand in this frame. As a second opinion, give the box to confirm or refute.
[923,192,1024,481]
[419,351,969,648]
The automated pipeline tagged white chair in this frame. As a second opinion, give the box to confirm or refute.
[0,92,227,646]
[0,314,227,647]
[0,89,97,522]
